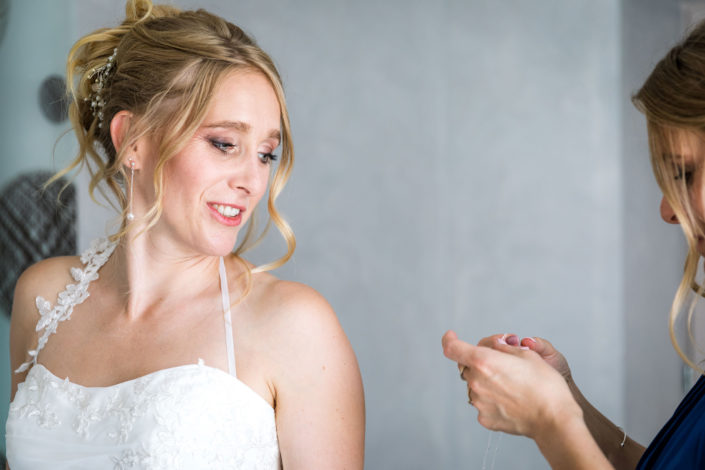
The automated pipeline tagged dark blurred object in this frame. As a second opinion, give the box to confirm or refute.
[39,75,69,123]
[0,0,8,46]
[0,171,77,316]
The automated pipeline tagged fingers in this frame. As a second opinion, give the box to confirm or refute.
[477,334,531,356]
[476,333,508,348]
[445,331,531,367]
[520,336,551,356]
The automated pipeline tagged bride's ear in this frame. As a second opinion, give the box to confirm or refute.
[110,111,148,171]
[109,110,133,153]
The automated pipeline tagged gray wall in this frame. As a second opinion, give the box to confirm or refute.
[0,0,694,468]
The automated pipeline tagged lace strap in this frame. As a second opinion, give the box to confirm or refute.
[218,256,237,377]
[15,238,117,373]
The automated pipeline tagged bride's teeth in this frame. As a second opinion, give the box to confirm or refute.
[214,204,241,218]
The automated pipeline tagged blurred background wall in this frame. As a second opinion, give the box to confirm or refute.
[0,0,699,468]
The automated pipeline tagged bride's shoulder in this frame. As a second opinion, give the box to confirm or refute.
[248,273,361,405]
[250,271,349,346]
[10,256,83,372]
[14,255,82,303]
[253,273,336,323]
[12,256,82,325]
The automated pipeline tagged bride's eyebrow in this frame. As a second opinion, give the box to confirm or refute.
[203,120,250,132]
[203,120,281,142]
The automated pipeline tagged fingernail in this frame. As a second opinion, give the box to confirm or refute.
[506,334,519,346]
[524,337,537,344]
[497,335,508,345]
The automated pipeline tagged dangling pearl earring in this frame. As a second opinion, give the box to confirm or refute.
[126,159,135,221]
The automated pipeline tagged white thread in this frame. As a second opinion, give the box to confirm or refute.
[480,431,501,470]
[490,432,502,468]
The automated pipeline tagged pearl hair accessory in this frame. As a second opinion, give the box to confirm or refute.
[86,47,118,129]
[126,159,135,221]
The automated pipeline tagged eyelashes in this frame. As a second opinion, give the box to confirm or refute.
[210,138,238,154]
[674,166,694,185]
[258,152,278,164]
[209,138,278,164]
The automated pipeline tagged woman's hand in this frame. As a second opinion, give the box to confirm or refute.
[479,334,572,382]
[443,331,615,469]
[442,331,581,439]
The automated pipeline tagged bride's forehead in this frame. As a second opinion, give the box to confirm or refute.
[204,72,281,125]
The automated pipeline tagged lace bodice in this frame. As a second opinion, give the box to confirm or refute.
[5,239,281,469]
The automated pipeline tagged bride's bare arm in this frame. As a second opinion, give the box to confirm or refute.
[269,282,365,469]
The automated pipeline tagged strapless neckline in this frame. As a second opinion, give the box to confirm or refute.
[24,362,275,411]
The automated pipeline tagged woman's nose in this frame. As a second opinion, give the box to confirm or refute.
[660,196,679,224]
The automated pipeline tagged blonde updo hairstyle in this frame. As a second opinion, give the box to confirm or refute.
[633,21,705,372]
[58,0,295,274]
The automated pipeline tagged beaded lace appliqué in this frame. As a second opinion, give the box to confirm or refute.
[15,238,117,373]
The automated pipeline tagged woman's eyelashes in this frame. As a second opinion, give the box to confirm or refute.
[674,165,695,185]
[208,137,278,164]
[210,138,239,155]
[258,152,278,164]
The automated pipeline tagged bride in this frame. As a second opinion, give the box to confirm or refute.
[5,1,365,468]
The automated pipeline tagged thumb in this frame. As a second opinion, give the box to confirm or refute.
[442,330,458,351]
[442,331,478,364]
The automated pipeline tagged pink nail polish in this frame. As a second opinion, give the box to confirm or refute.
[506,334,520,346]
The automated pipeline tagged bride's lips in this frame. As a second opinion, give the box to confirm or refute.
[207,202,245,227]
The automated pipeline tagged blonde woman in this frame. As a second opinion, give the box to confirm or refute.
[443,19,705,470]
[5,1,365,468]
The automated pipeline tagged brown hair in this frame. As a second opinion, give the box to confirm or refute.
[55,0,295,273]
[633,21,705,371]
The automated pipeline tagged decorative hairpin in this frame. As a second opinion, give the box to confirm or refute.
[86,47,118,129]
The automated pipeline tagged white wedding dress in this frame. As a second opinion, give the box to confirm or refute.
[5,239,281,469]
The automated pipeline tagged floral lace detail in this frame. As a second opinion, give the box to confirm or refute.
[16,238,117,373]
[112,447,150,469]
[7,368,61,429]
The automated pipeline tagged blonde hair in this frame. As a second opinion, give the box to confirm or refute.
[55,0,295,274]
[633,21,705,372]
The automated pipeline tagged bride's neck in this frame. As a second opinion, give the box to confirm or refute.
[105,232,221,318]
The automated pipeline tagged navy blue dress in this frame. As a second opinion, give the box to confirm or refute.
[636,375,705,468]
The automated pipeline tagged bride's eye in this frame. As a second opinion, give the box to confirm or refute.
[210,138,238,155]
[258,152,278,164]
